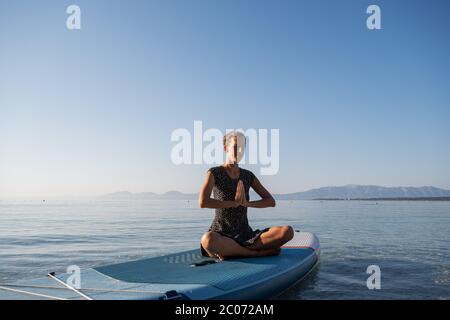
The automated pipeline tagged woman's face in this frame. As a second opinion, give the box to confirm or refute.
[225,135,245,164]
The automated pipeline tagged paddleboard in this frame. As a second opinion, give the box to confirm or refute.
[0,230,320,300]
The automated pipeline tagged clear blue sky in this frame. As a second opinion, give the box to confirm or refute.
[1,0,449,198]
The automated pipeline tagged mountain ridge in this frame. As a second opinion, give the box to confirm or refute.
[101,185,450,200]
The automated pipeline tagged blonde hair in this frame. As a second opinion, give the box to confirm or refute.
[223,131,246,148]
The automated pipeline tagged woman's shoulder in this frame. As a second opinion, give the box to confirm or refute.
[240,168,256,180]
[207,166,223,176]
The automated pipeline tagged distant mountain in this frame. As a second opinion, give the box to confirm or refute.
[102,185,450,200]
[271,185,450,200]
[102,191,134,199]
[134,192,158,199]
[158,191,197,200]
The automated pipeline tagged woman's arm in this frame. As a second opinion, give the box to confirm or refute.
[238,176,276,208]
[198,171,240,209]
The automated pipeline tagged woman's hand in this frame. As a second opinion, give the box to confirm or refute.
[235,180,249,207]
[228,200,241,208]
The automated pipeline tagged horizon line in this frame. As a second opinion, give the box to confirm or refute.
[2,183,450,200]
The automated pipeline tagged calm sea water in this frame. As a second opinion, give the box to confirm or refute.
[0,199,449,299]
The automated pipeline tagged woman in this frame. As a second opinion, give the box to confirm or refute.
[198,131,294,261]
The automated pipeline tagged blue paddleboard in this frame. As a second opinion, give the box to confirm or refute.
[0,231,320,300]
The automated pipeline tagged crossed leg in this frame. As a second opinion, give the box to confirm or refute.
[245,225,294,251]
[201,225,294,260]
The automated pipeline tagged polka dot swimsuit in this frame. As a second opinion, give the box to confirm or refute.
[200,166,270,256]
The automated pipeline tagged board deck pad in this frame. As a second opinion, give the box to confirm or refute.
[95,247,315,291]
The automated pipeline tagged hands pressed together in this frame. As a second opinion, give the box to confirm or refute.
[232,180,249,208]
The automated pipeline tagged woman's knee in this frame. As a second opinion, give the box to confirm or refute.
[279,225,294,242]
[201,231,221,249]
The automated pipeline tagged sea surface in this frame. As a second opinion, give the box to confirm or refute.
[0,199,449,299]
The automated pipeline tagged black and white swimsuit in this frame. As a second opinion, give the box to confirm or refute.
[200,166,270,257]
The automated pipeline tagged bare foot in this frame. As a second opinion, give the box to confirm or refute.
[208,252,226,261]
[217,255,226,261]
[212,253,225,261]
[204,250,224,261]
